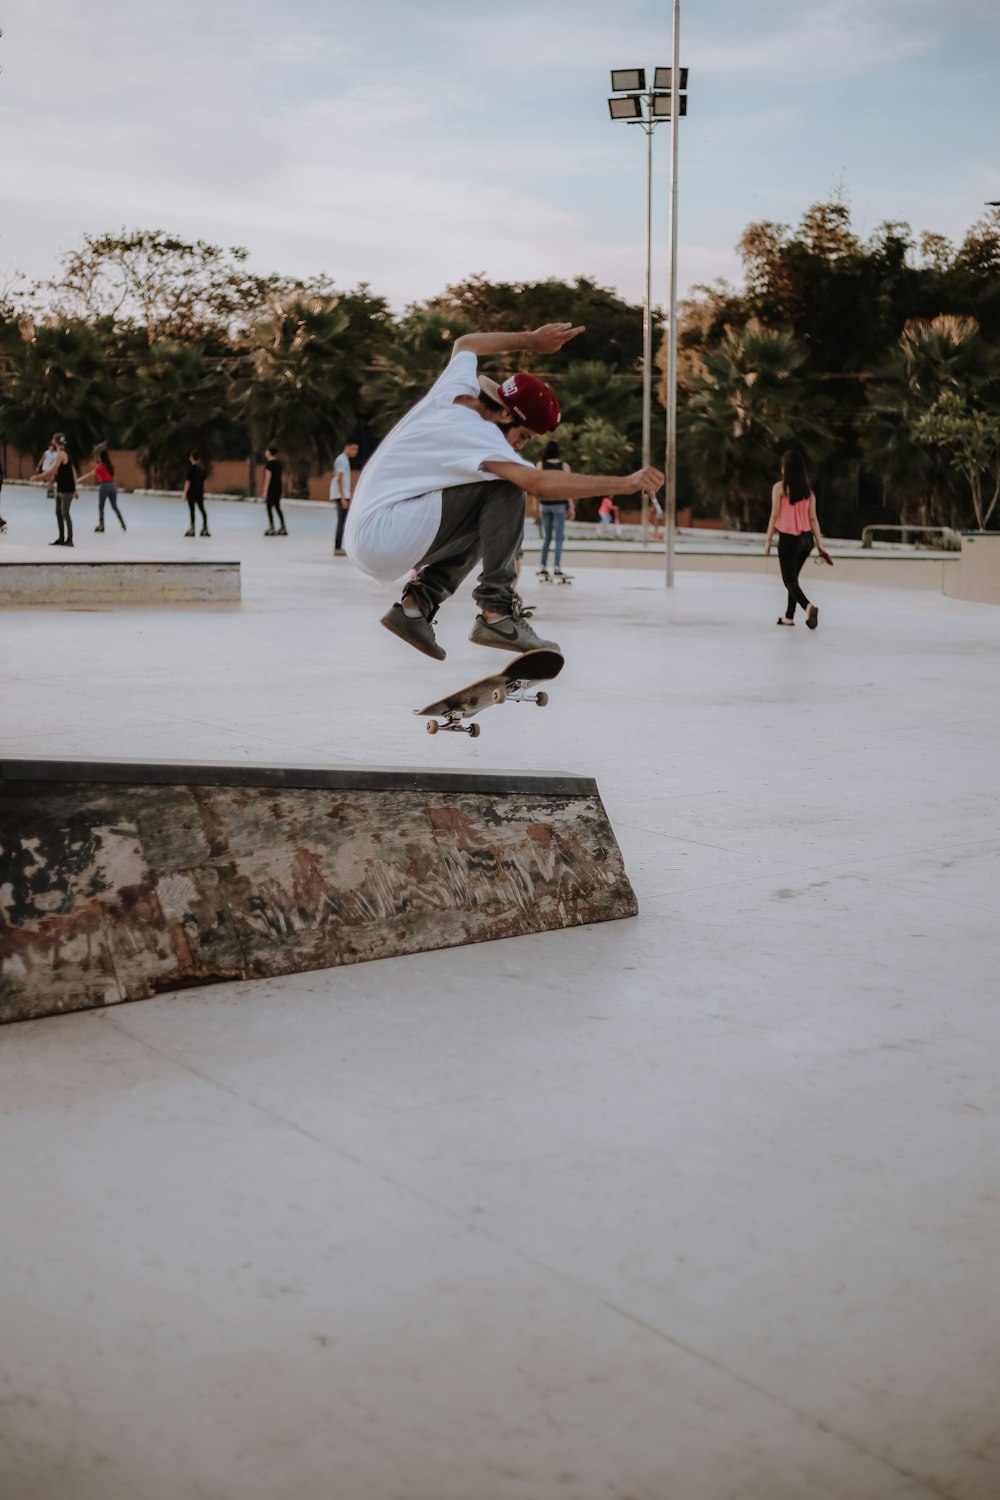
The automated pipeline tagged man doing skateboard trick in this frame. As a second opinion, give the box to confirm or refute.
[344,322,664,660]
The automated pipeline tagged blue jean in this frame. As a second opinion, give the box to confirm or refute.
[540,503,567,569]
[98,481,123,524]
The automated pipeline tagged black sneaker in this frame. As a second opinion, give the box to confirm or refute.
[468,610,559,654]
[380,603,446,660]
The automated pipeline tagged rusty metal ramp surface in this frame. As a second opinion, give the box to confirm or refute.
[0,758,637,1024]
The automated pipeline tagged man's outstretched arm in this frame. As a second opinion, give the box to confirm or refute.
[451,323,585,359]
[483,460,665,501]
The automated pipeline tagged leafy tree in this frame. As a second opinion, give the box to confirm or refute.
[556,417,633,474]
[914,391,1000,530]
[0,320,114,462]
[434,274,658,375]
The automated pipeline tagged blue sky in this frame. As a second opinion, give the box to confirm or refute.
[2,0,998,312]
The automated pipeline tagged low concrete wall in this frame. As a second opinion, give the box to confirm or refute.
[528,543,958,591]
[0,561,241,606]
[943,533,1000,605]
[0,759,637,1024]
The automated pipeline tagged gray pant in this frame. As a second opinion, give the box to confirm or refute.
[408,479,525,618]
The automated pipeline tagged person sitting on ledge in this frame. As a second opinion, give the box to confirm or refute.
[344,321,663,660]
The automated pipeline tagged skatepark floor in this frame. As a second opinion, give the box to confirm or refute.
[2,484,999,1500]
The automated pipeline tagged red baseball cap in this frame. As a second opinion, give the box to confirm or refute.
[496,373,561,433]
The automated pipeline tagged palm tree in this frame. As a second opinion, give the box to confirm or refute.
[363,308,472,436]
[115,341,232,488]
[0,320,113,463]
[680,321,831,528]
[232,295,356,494]
[861,315,1000,527]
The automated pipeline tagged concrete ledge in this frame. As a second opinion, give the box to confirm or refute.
[0,560,241,606]
[0,758,636,1023]
[943,532,1000,605]
[524,544,959,590]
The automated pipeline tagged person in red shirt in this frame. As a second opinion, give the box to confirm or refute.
[78,444,126,533]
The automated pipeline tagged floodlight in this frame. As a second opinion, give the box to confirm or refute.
[653,66,688,91]
[652,93,688,118]
[608,95,643,121]
[610,68,645,93]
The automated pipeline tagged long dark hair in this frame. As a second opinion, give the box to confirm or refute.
[95,443,114,477]
[780,450,810,504]
[542,440,561,461]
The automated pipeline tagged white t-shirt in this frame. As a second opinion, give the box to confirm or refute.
[344,351,532,583]
[329,452,352,502]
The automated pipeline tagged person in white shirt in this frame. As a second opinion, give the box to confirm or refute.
[345,321,663,660]
[331,441,358,556]
[36,436,60,499]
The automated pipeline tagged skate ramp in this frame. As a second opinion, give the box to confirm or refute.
[0,758,637,1024]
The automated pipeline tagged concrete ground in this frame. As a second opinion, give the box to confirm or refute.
[2,482,999,1500]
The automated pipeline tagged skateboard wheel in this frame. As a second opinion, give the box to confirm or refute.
[492,687,507,705]
[468,722,481,738]
[426,720,439,735]
[535,691,549,707]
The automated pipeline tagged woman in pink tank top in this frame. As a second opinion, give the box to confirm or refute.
[764,450,831,629]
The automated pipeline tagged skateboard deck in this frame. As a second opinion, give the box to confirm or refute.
[415,649,565,738]
[537,570,574,585]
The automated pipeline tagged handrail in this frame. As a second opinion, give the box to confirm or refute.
[861,524,960,550]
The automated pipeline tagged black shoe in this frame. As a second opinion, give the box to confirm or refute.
[185,527,195,537]
[119,516,127,531]
[264,528,275,536]
[277,527,288,536]
[806,604,819,630]
[380,602,446,660]
[201,528,211,537]
[50,539,64,546]
[94,523,104,533]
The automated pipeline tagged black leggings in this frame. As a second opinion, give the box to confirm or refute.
[55,490,74,544]
[266,498,286,531]
[778,531,813,618]
[187,496,208,528]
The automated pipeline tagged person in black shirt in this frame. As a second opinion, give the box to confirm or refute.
[29,432,77,544]
[260,445,288,535]
[182,451,210,536]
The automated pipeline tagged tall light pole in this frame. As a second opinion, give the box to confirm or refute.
[607,45,688,568]
[662,5,685,587]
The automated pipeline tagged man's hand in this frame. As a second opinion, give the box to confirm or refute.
[530,323,585,354]
[624,466,665,495]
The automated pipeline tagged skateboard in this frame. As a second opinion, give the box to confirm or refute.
[537,569,574,586]
[414,649,565,738]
